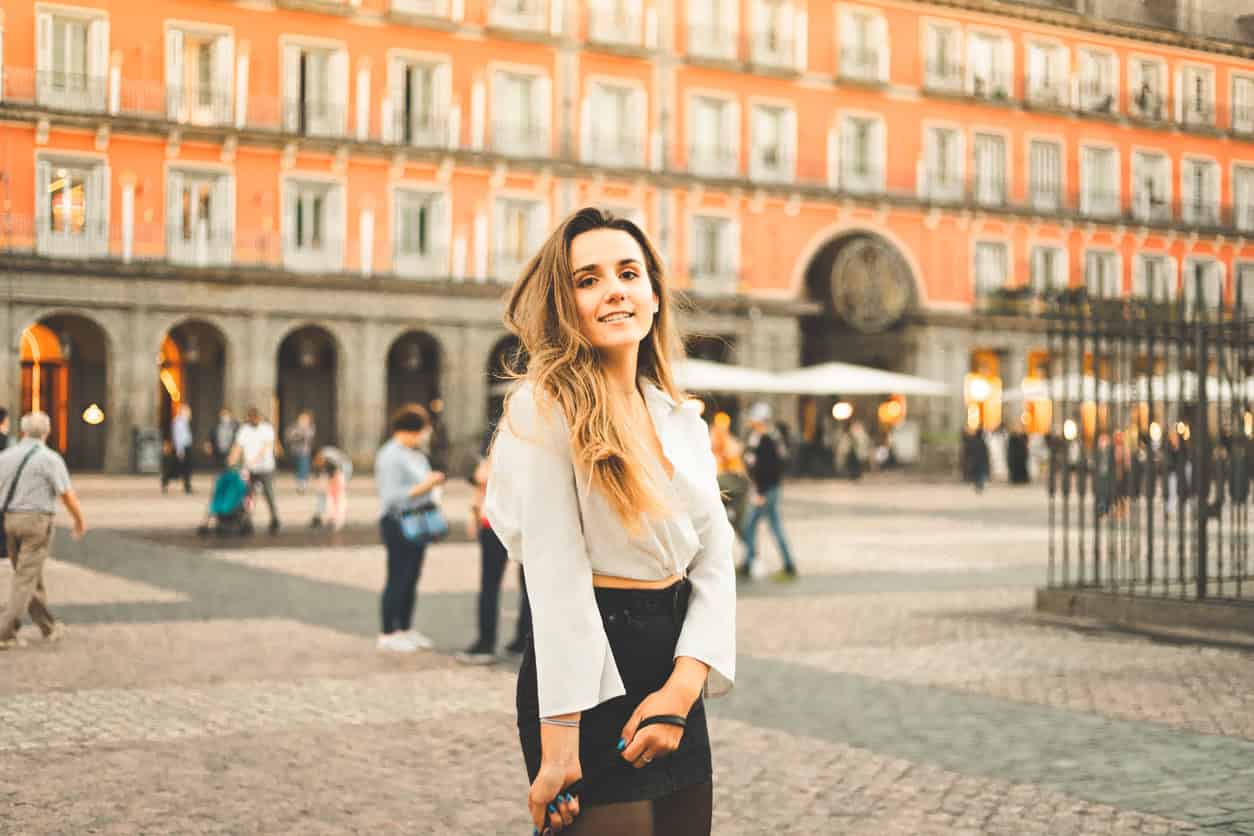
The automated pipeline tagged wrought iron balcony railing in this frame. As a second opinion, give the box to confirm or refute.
[583,133,647,168]
[1026,80,1069,109]
[1076,79,1118,114]
[687,265,741,297]
[749,148,795,184]
[750,27,797,69]
[387,109,450,148]
[839,47,883,82]
[491,120,550,158]
[26,69,109,113]
[923,61,964,93]
[969,70,1013,101]
[687,24,739,61]
[687,143,739,177]
[393,247,451,279]
[588,8,645,47]
[391,0,451,18]
[282,98,349,138]
[488,0,548,31]
[165,84,234,126]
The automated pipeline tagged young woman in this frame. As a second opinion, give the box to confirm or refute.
[486,208,736,835]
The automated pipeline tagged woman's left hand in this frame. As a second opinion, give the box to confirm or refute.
[618,687,691,769]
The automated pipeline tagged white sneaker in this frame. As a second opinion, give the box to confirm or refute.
[376,633,418,653]
[405,630,435,650]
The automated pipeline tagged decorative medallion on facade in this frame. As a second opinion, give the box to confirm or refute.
[830,237,913,333]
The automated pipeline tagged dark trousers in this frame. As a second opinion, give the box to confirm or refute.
[380,515,427,634]
[163,452,192,493]
[249,472,280,524]
[476,526,532,648]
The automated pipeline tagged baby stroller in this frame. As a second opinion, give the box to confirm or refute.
[196,468,255,536]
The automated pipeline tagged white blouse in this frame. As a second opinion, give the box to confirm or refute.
[485,380,737,718]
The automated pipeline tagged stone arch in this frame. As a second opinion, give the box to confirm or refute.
[275,324,341,448]
[385,329,444,421]
[789,222,929,312]
[485,334,526,428]
[155,318,231,458]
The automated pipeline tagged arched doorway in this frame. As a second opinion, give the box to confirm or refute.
[276,326,338,448]
[387,330,443,464]
[158,320,227,459]
[486,335,526,429]
[19,314,109,469]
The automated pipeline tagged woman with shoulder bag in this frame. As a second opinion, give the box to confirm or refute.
[486,208,737,835]
[374,404,447,653]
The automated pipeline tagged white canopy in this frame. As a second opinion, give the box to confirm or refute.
[674,358,787,394]
[773,362,953,397]
[1005,373,1254,404]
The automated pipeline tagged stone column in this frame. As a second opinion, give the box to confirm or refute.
[247,312,275,417]
[110,306,158,472]
[0,298,18,419]
[355,318,387,466]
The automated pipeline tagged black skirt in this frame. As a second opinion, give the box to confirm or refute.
[516,579,713,807]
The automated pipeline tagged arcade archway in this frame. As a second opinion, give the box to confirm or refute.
[486,335,526,429]
[276,326,338,447]
[19,314,109,469]
[158,320,228,457]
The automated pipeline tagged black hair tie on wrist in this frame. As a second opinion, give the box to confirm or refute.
[636,715,687,731]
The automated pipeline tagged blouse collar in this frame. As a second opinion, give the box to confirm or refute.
[640,379,679,413]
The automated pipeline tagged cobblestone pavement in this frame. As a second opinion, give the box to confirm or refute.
[2,476,1253,834]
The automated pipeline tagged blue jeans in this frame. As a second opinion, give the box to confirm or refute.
[741,486,796,572]
[295,454,312,486]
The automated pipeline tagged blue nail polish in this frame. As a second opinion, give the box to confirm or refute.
[616,738,627,751]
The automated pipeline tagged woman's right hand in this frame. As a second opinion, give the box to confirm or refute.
[430,471,447,487]
[528,757,582,833]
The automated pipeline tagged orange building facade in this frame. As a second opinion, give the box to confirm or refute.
[2,0,1253,470]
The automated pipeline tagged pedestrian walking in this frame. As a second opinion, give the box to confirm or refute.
[740,401,799,582]
[0,412,87,650]
[458,433,531,664]
[204,408,239,470]
[963,426,991,493]
[310,446,352,532]
[1007,422,1031,485]
[0,407,10,451]
[163,403,194,494]
[486,208,736,835]
[375,404,446,653]
[847,419,872,480]
[285,411,316,494]
[709,415,749,535]
[231,407,281,534]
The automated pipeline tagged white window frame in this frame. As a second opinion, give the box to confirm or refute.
[839,5,889,83]
[1181,257,1224,312]
[490,65,552,158]
[689,212,739,296]
[1181,156,1221,228]
[1084,249,1121,298]
[391,0,453,18]
[281,38,349,138]
[839,112,886,195]
[922,19,963,93]
[1028,137,1063,212]
[588,0,645,47]
[1132,253,1177,302]
[748,100,796,184]
[1128,55,1168,121]
[1076,46,1118,115]
[36,6,109,113]
[750,0,798,69]
[488,0,548,32]
[1025,40,1068,108]
[1177,63,1216,128]
[1235,262,1254,313]
[492,194,549,282]
[582,78,647,168]
[1080,144,1120,219]
[688,0,739,62]
[164,22,234,127]
[1232,73,1254,135]
[687,91,740,178]
[1030,244,1067,296]
[383,52,452,149]
[973,240,1011,299]
[166,164,234,267]
[920,122,964,202]
[1234,163,1254,234]
[281,175,345,273]
[972,130,1008,208]
[391,186,450,279]
[34,152,110,258]
[1131,149,1172,224]
[965,29,1012,101]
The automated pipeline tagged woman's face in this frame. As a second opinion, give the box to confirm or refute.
[568,228,659,355]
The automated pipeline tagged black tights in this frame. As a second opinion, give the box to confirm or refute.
[565,781,712,836]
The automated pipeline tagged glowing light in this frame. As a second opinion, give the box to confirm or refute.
[1063,419,1078,441]
[832,402,854,421]
[965,374,993,403]
[1149,422,1163,443]
[159,369,182,403]
[82,404,105,426]
[877,400,904,424]
[430,398,444,414]
[713,411,731,429]
[1178,422,1191,442]
[1245,412,1253,439]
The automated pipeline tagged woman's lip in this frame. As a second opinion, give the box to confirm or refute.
[599,312,635,322]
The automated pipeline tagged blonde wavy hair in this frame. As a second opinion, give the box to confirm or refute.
[500,207,686,529]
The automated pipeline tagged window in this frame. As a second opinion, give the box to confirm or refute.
[689,95,739,177]
[1026,43,1068,108]
[923,126,963,201]
[386,59,449,148]
[690,214,739,294]
[1084,250,1119,298]
[1235,166,1254,233]
[167,169,232,266]
[1080,146,1119,218]
[589,0,644,46]
[1129,57,1166,120]
[1133,254,1175,302]
[282,45,347,137]
[751,0,797,68]
[840,8,888,83]
[1181,258,1223,312]
[967,32,1011,100]
[489,0,548,31]
[689,0,739,61]
[973,133,1006,207]
[492,70,551,157]
[923,23,962,92]
[750,104,795,183]
[973,241,1009,298]
[1237,263,1254,312]
[283,179,344,271]
[1234,76,1254,135]
[1030,246,1067,296]
[35,157,109,257]
[1029,140,1062,211]
[840,115,885,194]
[36,11,109,112]
[583,82,645,167]
[392,0,453,17]
[1179,65,1215,128]
[494,197,547,280]
[1181,158,1220,227]
[166,29,233,126]
[392,189,447,277]
[1077,49,1117,114]
[1131,152,1171,224]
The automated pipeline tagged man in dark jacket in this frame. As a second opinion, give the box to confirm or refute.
[740,402,798,582]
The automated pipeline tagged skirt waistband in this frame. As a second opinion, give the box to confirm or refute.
[593,578,691,621]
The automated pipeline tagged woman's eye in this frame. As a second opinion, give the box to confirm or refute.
[620,270,639,281]
[577,276,596,288]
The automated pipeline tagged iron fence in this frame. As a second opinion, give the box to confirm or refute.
[1045,275,1254,602]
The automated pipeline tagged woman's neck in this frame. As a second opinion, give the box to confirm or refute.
[600,347,641,400]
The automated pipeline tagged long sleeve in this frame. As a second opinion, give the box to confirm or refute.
[485,385,625,717]
[673,406,737,697]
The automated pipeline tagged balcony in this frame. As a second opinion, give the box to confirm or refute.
[1026,80,1069,109]
[1131,191,1172,224]
[1028,186,1063,214]
[394,247,450,280]
[167,84,234,127]
[489,0,548,32]
[1077,80,1118,115]
[1129,86,1166,121]
[284,237,345,273]
[688,265,740,297]
[920,173,964,204]
[34,70,108,114]
[972,176,1007,208]
[1181,200,1222,229]
[169,232,234,268]
[37,218,110,259]
[387,109,450,149]
[1181,100,1216,130]
[1234,105,1254,136]
[923,61,964,94]
[969,71,1013,101]
[841,165,885,196]
[687,24,739,62]
[584,132,647,169]
[588,7,645,48]
[494,249,535,283]
[391,0,451,19]
[492,120,549,158]
[282,98,348,138]
[1237,204,1254,234]
[750,27,797,70]
[1081,190,1122,220]
[749,147,795,184]
[688,143,739,178]
[839,47,883,83]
